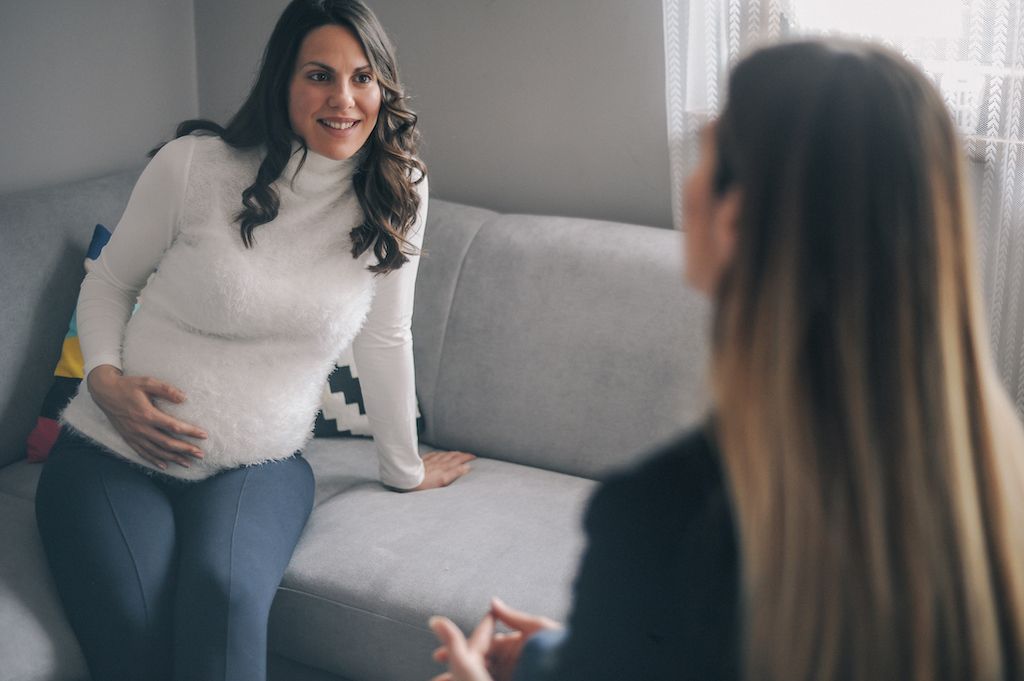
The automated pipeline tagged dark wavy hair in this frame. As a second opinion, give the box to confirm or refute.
[154,0,425,274]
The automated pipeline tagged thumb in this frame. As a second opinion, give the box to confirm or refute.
[490,598,559,634]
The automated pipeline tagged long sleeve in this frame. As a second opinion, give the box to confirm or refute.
[351,175,429,490]
[76,136,196,377]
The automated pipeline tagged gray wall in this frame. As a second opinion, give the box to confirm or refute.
[195,0,674,229]
[0,0,198,195]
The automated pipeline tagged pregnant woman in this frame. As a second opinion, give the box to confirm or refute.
[35,2,473,680]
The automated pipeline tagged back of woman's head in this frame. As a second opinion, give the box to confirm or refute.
[710,39,1024,681]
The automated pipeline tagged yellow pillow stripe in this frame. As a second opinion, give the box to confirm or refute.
[54,335,84,379]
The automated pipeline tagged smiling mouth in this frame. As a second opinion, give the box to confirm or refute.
[319,119,358,130]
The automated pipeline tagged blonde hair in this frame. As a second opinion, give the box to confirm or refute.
[710,40,1024,680]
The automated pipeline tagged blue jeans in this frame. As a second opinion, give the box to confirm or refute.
[513,628,569,681]
[35,428,315,681]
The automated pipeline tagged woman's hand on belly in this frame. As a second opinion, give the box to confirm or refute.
[86,364,208,471]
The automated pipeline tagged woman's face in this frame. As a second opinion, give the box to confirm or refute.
[288,24,382,160]
[683,122,740,296]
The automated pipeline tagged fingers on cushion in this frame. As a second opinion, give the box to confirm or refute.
[443,464,472,486]
[429,451,476,465]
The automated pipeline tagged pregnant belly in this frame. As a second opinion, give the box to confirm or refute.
[122,310,330,472]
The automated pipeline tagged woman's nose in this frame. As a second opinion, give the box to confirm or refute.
[328,83,355,109]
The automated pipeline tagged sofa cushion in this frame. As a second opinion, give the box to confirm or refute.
[0,459,43,502]
[0,492,89,681]
[271,438,595,681]
[0,437,595,681]
[428,213,711,480]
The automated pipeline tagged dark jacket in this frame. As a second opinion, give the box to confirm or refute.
[552,426,740,680]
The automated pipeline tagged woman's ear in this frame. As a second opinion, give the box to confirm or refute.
[713,188,742,273]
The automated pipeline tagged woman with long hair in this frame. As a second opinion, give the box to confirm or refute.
[34,2,473,680]
[430,39,1024,681]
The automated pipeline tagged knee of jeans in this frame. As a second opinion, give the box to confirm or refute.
[187,560,274,615]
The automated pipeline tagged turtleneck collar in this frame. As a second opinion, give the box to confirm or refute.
[281,141,365,196]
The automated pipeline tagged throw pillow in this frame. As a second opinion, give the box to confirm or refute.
[26,224,112,463]
[314,345,424,437]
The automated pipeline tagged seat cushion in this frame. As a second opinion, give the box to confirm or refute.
[271,438,595,681]
[0,491,88,681]
[0,459,43,502]
[0,438,595,681]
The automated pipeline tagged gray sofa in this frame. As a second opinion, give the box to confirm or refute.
[0,165,709,681]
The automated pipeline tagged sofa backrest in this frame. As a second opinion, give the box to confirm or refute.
[0,170,709,481]
[0,168,143,469]
[414,203,710,481]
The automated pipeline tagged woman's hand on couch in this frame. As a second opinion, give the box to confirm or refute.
[412,450,476,491]
[430,598,562,681]
[87,364,207,470]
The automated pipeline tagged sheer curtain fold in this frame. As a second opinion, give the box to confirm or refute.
[663,0,1024,414]
[663,0,792,229]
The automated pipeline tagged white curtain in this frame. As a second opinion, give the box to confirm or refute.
[663,0,1024,415]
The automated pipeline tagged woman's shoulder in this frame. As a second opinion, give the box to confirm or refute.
[183,132,259,167]
[147,133,238,178]
[414,168,428,198]
[636,425,720,486]
[159,133,262,194]
[147,134,199,173]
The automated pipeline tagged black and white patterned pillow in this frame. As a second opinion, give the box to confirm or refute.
[313,346,423,437]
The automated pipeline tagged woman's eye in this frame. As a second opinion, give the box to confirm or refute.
[355,73,374,85]
[309,72,329,82]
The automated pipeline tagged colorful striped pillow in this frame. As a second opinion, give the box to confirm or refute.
[26,225,112,462]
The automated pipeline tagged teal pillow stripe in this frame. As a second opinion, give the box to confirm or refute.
[26,224,113,462]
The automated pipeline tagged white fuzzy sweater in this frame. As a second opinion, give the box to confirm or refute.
[61,134,427,488]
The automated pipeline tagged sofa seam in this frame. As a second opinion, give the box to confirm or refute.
[273,585,433,633]
[428,213,502,441]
